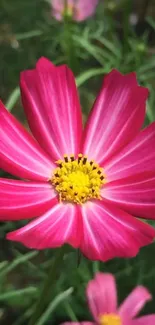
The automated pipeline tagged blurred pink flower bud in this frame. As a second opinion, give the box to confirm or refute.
[51,0,99,22]
[61,272,155,325]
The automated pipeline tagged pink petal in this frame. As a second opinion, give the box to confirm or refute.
[74,0,98,21]
[82,70,148,164]
[52,11,63,21]
[86,273,117,321]
[51,0,98,21]
[20,57,83,161]
[80,200,155,261]
[131,315,155,325]
[7,203,82,249]
[51,0,74,21]
[0,178,57,220]
[118,286,152,320]
[101,173,155,219]
[52,0,63,11]
[0,101,54,181]
[104,122,155,181]
[61,323,95,325]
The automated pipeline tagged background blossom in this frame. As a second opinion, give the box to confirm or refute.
[51,0,99,21]
[62,272,155,325]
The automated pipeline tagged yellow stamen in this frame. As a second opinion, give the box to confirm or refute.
[99,314,121,325]
[52,154,106,204]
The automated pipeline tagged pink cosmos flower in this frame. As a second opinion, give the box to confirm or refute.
[51,0,98,22]
[0,57,155,261]
[61,272,155,325]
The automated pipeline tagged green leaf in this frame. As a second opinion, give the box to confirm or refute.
[0,287,37,301]
[138,59,155,74]
[0,251,38,278]
[5,87,20,111]
[76,67,109,87]
[16,30,43,40]
[146,16,155,30]
[95,36,121,58]
[35,287,74,325]
[0,261,8,271]
[74,35,104,65]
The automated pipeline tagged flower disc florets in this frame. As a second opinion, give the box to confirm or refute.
[52,154,106,204]
[99,314,121,325]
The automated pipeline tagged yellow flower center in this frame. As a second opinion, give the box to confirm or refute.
[99,314,121,325]
[51,154,106,204]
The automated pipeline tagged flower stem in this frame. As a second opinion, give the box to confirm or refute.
[122,0,132,54]
[28,247,66,325]
[62,1,79,75]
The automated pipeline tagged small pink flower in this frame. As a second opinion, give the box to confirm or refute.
[0,57,155,261]
[61,272,155,325]
[51,0,99,22]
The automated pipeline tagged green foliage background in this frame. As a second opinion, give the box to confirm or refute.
[0,0,155,324]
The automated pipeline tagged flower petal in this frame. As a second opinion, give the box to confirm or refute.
[74,0,98,21]
[0,178,57,220]
[80,200,155,261]
[82,70,148,164]
[61,323,95,325]
[51,0,98,21]
[51,0,73,21]
[0,101,54,181]
[86,273,117,321]
[51,0,75,20]
[118,286,152,320]
[104,122,155,181]
[7,203,82,249]
[20,57,83,160]
[131,315,155,325]
[101,173,155,219]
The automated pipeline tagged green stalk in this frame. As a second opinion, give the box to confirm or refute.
[122,0,132,54]
[139,0,150,22]
[28,247,66,325]
[62,1,79,74]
